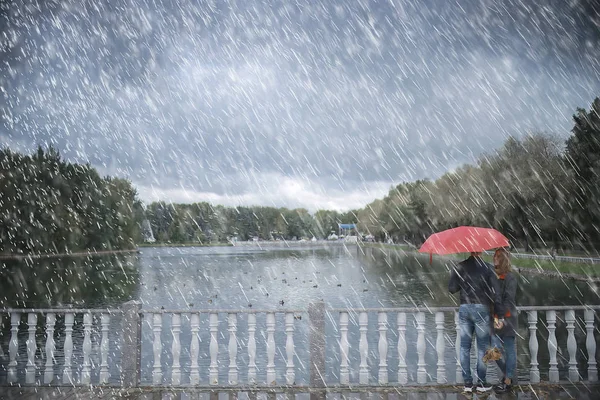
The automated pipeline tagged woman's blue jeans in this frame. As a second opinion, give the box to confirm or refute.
[459,304,491,384]
[492,334,516,381]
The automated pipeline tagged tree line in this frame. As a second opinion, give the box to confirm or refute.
[357,98,600,252]
[146,98,600,253]
[2,98,599,254]
[0,147,144,254]
[144,202,357,243]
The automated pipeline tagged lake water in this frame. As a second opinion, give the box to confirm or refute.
[1,244,599,384]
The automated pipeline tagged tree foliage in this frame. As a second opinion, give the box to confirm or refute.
[353,99,600,252]
[0,146,143,254]
[144,204,357,243]
[565,98,600,241]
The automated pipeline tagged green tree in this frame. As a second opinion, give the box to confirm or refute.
[565,98,600,243]
[0,146,142,254]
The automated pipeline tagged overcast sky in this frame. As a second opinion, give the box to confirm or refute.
[1,0,599,211]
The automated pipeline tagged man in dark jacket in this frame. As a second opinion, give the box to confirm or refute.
[449,252,504,393]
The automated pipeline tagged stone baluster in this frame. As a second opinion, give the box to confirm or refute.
[190,313,201,385]
[171,313,181,385]
[81,312,92,385]
[266,312,276,385]
[209,313,219,385]
[152,313,162,385]
[566,310,579,382]
[285,313,295,385]
[528,311,540,383]
[378,312,388,384]
[584,309,598,382]
[248,313,257,384]
[7,312,20,383]
[398,312,408,384]
[455,312,462,384]
[228,313,238,384]
[121,301,142,388]
[44,313,56,384]
[339,312,350,384]
[26,313,37,384]
[359,311,369,384]
[546,310,559,383]
[62,313,75,384]
[308,301,325,391]
[416,312,427,384]
[92,322,100,374]
[99,313,110,384]
[435,312,446,383]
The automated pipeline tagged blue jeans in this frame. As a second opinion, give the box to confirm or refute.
[459,304,491,384]
[492,334,516,381]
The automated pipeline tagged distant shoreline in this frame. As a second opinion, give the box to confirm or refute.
[137,242,233,248]
[0,248,139,260]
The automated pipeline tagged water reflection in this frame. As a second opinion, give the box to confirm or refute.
[0,254,140,308]
[3,246,598,310]
[137,245,462,310]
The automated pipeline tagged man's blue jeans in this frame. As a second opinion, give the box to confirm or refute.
[459,304,491,384]
[492,334,516,381]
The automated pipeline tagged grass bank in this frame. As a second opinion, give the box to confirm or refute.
[447,253,600,280]
[482,255,600,278]
[360,242,600,280]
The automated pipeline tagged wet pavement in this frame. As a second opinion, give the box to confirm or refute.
[1,384,599,400]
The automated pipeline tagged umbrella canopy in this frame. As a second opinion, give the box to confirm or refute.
[418,226,509,255]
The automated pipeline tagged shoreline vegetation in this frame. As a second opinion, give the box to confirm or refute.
[1,147,143,256]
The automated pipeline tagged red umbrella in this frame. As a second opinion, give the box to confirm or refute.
[419,226,509,262]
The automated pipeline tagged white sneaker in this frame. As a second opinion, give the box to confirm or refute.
[477,382,493,392]
[463,384,473,393]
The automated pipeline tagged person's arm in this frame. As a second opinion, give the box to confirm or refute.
[448,264,461,294]
[489,269,505,319]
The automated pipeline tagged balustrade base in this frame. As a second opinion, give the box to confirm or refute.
[2,384,600,400]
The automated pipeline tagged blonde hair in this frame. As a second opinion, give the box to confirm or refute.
[494,248,511,275]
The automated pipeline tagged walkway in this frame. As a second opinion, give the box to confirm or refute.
[2,384,600,400]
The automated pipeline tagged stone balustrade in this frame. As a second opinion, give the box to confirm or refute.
[1,307,119,386]
[1,302,599,388]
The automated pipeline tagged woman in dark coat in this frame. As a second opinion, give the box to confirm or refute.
[491,247,518,393]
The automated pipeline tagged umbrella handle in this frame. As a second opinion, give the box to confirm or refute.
[430,253,432,264]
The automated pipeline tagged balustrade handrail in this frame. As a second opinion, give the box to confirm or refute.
[142,308,305,314]
[3,305,599,314]
[0,308,121,314]
[331,306,458,313]
[331,305,600,313]
[517,305,600,311]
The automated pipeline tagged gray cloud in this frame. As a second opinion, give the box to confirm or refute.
[1,0,599,209]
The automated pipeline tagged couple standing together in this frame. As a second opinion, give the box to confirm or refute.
[448,248,517,394]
